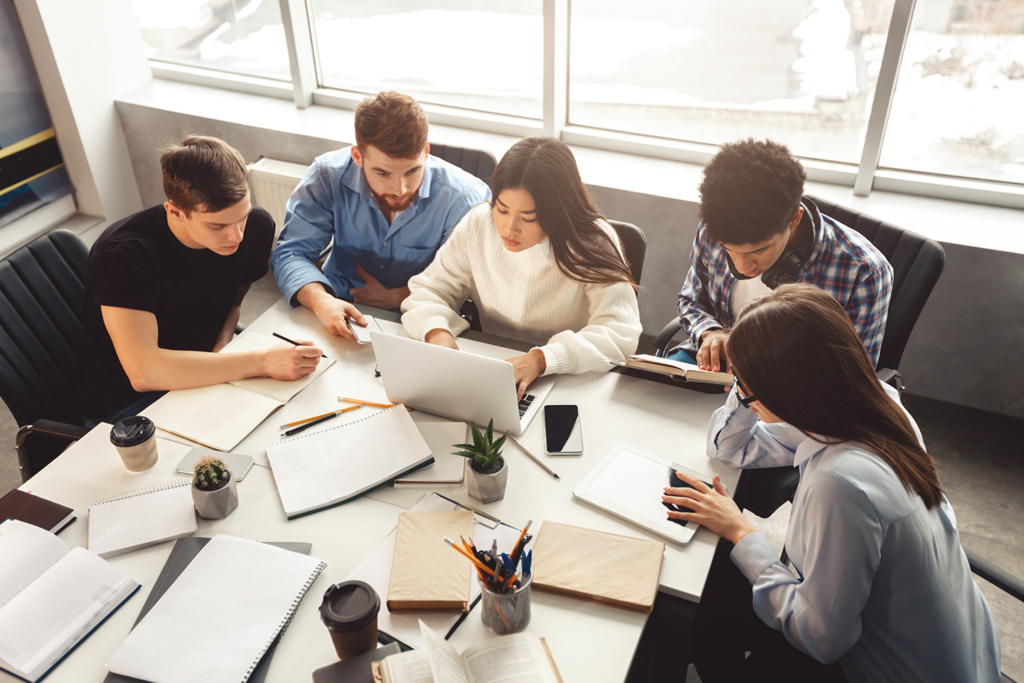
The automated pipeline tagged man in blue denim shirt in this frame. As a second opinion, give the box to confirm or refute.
[271,91,491,339]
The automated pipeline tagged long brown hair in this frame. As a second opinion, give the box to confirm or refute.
[491,137,637,290]
[728,284,943,509]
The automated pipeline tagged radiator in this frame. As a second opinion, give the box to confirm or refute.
[247,158,308,240]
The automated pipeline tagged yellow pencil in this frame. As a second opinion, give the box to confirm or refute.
[279,404,361,429]
[338,397,395,409]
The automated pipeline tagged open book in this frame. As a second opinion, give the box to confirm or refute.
[374,620,562,683]
[0,520,140,682]
[616,354,732,385]
[143,332,335,451]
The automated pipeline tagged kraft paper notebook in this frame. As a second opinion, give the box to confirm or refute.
[0,520,140,683]
[387,510,474,613]
[530,521,665,613]
[266,406,435,520]
[143,332,335,452]
[87,479,198,559]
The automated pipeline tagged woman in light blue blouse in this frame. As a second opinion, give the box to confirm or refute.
[664,284,1000,683]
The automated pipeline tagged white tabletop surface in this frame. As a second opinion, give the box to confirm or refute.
[6,297,737,683]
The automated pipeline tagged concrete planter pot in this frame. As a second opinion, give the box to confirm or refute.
[192,472,239,519]
[467,457,507,504]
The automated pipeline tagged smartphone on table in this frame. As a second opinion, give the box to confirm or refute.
[348,315,383,344]
[544,404,583,455]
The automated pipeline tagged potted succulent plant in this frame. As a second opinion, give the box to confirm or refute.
[191,455,239,519]
[454,419,509,504]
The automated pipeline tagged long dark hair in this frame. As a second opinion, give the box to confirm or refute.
[728,284,943,509]
[491,137,637,290]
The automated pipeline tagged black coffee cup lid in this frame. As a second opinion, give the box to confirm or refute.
[320,581,380,632]
[110,415,156,447]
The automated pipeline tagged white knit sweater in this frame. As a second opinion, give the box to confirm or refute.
[401,203,642,375]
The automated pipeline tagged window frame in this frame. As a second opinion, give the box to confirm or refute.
[143,0,1024,211]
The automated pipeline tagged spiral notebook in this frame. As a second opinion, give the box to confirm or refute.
[266,406,434,519]
[87,479,197,559]
[107,535,326,683]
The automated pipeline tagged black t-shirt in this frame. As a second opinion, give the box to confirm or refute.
[80,205,275,419]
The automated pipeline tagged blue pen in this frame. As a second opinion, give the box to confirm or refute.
[500,553,516,576]
[523,549,532,576]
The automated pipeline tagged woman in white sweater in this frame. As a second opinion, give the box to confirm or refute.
[400,136,642,398]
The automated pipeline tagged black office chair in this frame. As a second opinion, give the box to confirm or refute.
[459,220,647,332]
[0,229,91,483]
[653,196,946,518]
[430,143,497,188]
[967,549,1024,682]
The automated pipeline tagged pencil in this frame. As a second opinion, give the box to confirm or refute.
[272,332,327,358]
[507,436,561,481]
[444,537,496,576]
[279,404,361,429]
[339,397,395,409]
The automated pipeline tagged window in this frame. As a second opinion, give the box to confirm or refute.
[879,0,1024,183]
[131,0,291,81]
[309,1,543,119]
[568,0,894,164]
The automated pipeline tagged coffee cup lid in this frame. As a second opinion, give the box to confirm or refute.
[320,581,380,632]
[110,415,156,447]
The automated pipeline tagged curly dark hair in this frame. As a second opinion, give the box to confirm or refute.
[698,138,807,245]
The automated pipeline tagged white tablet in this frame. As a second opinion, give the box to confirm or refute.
[175,448,255,482]
[573,442,716,545]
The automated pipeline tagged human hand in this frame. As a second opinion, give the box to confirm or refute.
[260,341,322,381]
[698,328,730,373]
[312,296,365,341]
[349,264,410,310]
[508,349,547,401]
[425,328,460,350]
[663,472,755,545]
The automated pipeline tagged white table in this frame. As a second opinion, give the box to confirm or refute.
[6,298,736,683]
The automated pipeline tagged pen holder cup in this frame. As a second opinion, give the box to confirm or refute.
[479,572,532,635]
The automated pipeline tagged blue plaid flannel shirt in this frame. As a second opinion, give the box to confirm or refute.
[677,197,894,367]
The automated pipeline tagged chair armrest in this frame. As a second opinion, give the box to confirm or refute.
[235,322,247,335]
[876,368,905,394]
[16,420,90,483]
[965,549,1024,603]
[17,419,89,442]
[653,319,683,357]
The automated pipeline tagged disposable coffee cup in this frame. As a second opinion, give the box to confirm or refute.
[320,580,380,660]
[110,415,158,472]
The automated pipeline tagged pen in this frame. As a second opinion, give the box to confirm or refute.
[272,332,327,358]
[281,406,361,437]
[444,537,496,577]
[279,404,361,429]
[507,435,561,481]
[339,396,395,409]
[510,520,533,565]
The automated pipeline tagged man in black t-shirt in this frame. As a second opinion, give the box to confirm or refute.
[80,135,323,424]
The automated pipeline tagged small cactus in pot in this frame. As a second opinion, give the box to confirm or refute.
[191,455,238,519]
[454,419,509,503]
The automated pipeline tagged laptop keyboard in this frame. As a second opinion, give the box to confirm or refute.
[518,393,536,418]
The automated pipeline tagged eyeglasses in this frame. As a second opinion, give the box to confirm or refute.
[733,376,758,409]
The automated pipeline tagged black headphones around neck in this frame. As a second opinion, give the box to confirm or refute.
[725,203,816,290]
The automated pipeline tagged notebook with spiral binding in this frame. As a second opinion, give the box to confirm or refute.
[88,479,197,559]
[106,535,326,683]
[266,406,434,520]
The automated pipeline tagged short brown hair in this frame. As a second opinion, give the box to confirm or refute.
[160,135,249,216]
[354,92,428,159]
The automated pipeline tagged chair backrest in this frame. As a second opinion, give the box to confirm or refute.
[608,220,647,286]
[807,195,945,372]
[0,229,89,426]
[429,143,498,188]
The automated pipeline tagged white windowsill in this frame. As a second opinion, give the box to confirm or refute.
[115,79,1024,256]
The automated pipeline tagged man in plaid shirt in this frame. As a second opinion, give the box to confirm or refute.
[670,139,893,372]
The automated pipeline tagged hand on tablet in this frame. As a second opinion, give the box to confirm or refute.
[663,472,755,545]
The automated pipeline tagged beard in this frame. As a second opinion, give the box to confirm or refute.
[376,191,417,213]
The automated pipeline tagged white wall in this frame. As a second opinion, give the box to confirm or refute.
[12,0,150,220]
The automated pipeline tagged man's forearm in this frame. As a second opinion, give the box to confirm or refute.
[295,282,335,316]
[125,347,270,393]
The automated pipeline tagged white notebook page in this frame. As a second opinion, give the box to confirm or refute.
[266,407,433,517]
[88,479,197,559]
[395,421,468,485]
[107,535,325,683]
[0,519,69,610]
[144,383,284,452]
[222,332,335,403]
[0,547,137,681]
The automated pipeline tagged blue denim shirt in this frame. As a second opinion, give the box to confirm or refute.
[271,148,491,307]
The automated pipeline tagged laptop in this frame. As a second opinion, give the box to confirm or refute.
[370,332,556,436]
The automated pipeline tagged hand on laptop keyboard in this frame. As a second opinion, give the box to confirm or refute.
[508,349,548,401]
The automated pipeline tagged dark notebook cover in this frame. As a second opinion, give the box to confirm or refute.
[103,537,313,683]
[311,642,401,683]
[0,489,76,534]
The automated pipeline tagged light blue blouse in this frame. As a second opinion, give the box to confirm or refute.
[706,385,1001,683]
[271,148,490,307]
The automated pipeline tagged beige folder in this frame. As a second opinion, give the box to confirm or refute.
[386,510,474,612]
[530,521,665,613]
